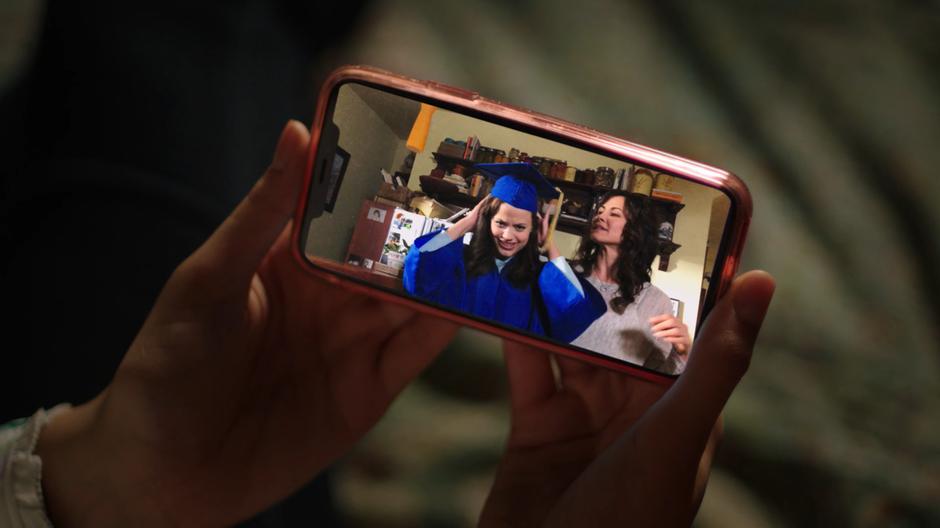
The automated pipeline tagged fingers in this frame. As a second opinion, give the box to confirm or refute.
[377,311,459,396]
[554,354,594,386]
[503,340,556,414]
[651,327,685,339]
[181,120,310,297]
[648,314,679,333]
[650,315,689,353]
[647,313,673,325]
[660,337,688,346]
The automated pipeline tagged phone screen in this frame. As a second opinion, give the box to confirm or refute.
[301,81,734,376]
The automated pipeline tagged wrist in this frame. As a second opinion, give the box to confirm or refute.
[36,397,173,527]
[448,217,473,239]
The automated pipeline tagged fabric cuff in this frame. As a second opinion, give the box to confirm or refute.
[1,405,71,528]
[550,256,584,296]
[417,230,456,253]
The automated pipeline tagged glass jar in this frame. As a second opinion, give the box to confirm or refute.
[631,169,653,195]
[579,169,596,186]
[538,158,552,177]
[595,166,615,188]
[654,173,674,190]
[564,166,577,182]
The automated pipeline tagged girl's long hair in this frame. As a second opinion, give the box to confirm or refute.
[575,192,658,314]
[465,196,541,288]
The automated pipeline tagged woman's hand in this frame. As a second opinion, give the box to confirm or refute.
[36,121,459,527]
[480,271,775,527]
[538,200,561,260]
[448,194,488,240]
[650,313,692,355]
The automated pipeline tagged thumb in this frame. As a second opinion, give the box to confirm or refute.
[180,120,310,296]
[643,270,776,448]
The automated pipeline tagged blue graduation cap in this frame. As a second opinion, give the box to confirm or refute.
[475,162,560,213]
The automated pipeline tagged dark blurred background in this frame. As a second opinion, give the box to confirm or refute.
[2,1,938,526]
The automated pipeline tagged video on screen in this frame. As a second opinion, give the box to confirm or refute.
[303,83,732,375]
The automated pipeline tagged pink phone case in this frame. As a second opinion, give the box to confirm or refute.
[292,65,752,385]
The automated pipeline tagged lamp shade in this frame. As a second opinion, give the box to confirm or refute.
[406,103,436,153]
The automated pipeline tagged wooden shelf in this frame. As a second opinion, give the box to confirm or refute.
[546,177,596,193]
[418,175,479,208]
[557,216,589,235]
[549,176,685,209]
[656,240,682,271]
[431,151,480,167]
[657,239,681,256]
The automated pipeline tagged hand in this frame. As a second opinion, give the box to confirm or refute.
[650,313,692,355]
[538,200,561,260]
[448,194,488,240]
[480,271,775,527]
[36,121,459,526]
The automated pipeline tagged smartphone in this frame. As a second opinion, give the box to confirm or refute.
[293,66,750,382]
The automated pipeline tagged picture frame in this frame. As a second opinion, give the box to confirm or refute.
[325,147,350,213]
[670,298,683,318]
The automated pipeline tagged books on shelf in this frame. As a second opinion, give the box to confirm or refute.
[462,135,480,160]
[436,140,465,159]
[616,168,630,190]
[559,213,588,222]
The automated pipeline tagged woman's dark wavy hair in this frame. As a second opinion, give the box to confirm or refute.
[464,196,541,288]
[575,191,658,314]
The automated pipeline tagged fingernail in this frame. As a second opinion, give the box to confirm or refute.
[732,271,776,327]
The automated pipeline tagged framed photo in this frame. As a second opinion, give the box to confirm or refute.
[670,298,682,318]
[367,206,387,223]
[325,147,350,213]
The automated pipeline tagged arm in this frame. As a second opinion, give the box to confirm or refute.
[402,230,466,305]
[445,195,485,241]
[650,313,692,374]
[538,263,606,342]
[635,286,686,362]
[637,287,691,373]
[538,202,562,261]
[402,197,487,302]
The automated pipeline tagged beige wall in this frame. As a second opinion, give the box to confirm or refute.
[554,231,582,259]
[390,142,412,179]
[650,179,727,338]
[306,85,407,261]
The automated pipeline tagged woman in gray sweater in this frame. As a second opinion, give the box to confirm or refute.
[570,192,691,374]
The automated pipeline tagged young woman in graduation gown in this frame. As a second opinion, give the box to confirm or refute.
[403,163,605,343]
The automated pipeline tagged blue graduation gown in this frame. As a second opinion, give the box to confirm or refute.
[403,230,605,342]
